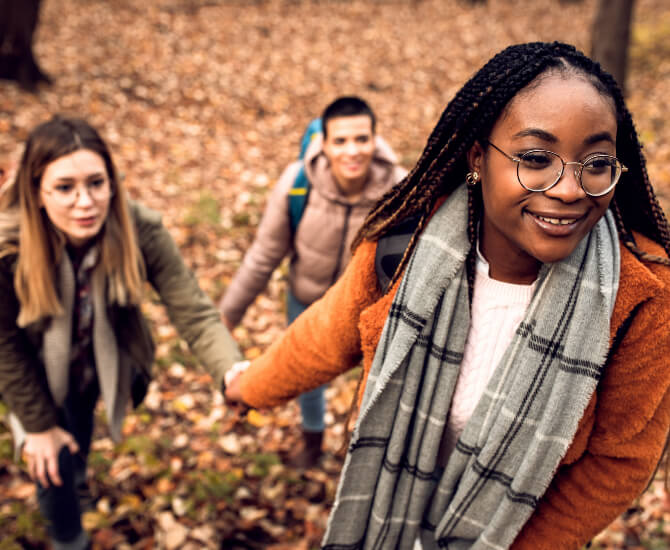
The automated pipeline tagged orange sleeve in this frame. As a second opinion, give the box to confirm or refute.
[238,240,382,409]
[512,281,670,549]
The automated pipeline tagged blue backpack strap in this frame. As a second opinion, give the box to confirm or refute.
[289,165,310,234]
[289,118,323,233]
[299,118,323,158]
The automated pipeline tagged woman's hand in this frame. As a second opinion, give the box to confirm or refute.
[224,360,251,413]
[23,427,79,488]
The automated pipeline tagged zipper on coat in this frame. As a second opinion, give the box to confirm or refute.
[331,204,352,286]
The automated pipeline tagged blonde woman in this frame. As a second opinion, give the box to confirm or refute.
[0,116,241,550]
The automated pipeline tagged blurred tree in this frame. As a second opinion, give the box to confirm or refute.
[590,0,636,93]
[0,0,51,91]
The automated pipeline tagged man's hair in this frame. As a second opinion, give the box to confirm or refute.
[321,96,376,138]
[0,115,145,326]
[353,41,670,284]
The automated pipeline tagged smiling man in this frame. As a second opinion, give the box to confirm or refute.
[220,96,406,467]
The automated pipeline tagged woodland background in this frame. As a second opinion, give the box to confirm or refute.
[0,0,669,548]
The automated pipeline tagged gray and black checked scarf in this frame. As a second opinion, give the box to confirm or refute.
[322,184,620,550]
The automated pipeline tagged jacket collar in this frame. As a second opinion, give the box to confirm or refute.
[610,232,668,335]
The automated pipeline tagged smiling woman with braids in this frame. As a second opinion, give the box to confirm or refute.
[225,42,670,549]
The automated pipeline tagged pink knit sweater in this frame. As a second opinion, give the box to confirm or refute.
[438,250,536,465]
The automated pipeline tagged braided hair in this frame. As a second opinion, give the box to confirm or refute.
[353,41,670,291]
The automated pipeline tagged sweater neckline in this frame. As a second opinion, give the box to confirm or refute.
[475,242,536,303]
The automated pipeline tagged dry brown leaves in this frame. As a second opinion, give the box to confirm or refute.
[1,0,669,548]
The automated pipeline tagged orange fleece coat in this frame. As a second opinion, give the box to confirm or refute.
[238,233,670,550]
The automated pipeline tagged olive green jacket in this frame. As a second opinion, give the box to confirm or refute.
[0,201,241,443]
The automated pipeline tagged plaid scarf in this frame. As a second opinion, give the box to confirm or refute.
[322,184,620,550]
[68,245,98,394]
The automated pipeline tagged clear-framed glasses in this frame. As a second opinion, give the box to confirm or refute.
[41,177,114,207]
[486,141,627,197]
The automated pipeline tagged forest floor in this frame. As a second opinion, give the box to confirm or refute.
[1,0,669,548]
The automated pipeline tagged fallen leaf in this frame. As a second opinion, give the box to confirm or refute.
[246,409,272,428]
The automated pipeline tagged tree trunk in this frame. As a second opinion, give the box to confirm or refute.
[0,0,50,91]
[590,0,635,94]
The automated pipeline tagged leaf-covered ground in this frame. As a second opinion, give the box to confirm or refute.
[1,0,669,548]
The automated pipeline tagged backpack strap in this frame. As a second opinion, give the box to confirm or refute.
[289,165,310,234]
[289,118,323,234]
[374,216,421,293]
[299,118,324,158]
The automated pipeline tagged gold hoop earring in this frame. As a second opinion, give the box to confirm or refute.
[466,171,479,186]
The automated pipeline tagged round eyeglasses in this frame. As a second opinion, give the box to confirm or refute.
[41,177,114,208]
[486,141,627,197]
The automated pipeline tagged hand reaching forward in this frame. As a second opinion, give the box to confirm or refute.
[224,360,251,412]
[23,426,79,488]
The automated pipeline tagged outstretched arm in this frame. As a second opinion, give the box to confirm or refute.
[132,202,243,391]
[233,239,381,409]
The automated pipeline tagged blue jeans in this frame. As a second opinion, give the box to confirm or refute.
[287,291,326,433]
[36,384,97,549]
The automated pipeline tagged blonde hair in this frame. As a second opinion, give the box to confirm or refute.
[0,116,145,326]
